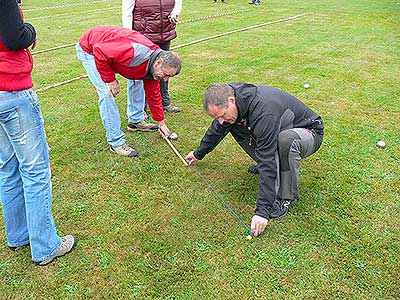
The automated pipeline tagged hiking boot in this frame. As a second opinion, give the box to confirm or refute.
[269,198,290,219]
[127,120,158,132]
[163,104,181,113]
[248,165,259,174]
[110,143,138,157]
[37,235,77,266]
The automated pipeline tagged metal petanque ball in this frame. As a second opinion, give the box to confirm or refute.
[168,132,178,140]
[377,140,385,148]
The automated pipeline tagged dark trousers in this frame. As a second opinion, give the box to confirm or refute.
[231,125,323,200]
[157,41,171,107]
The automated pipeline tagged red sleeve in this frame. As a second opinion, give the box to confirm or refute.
[92,43,116,83]
[143,79,164,122]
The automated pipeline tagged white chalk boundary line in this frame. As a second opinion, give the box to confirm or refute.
[32,9,253,55]
[29,6,119,20]
[173,12,313,50]
[35,13,312,93]
[24,0,113,12]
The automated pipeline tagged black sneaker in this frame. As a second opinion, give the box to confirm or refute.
[248,165,259,174]
[269,198,291,219]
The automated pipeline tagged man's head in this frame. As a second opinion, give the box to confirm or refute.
[203,83,238,124]
[152,51,181,81]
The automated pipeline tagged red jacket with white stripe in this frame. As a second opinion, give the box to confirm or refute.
[79,26,165,121]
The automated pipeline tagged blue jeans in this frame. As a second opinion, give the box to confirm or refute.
[76,43,145,147]
[0,89,61,262]
[127,80,146,123]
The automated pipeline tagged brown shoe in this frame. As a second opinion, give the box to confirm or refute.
[127,120,158,132]
[110,143,138,157]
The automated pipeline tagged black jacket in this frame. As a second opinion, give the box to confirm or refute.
[194,82,324,218]
[0,0,36,50]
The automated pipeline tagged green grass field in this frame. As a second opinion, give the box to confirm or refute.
[1,0,399,299]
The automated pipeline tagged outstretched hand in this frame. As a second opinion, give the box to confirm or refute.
[185,151,198,166]
[158,120,171,138]
[251,215,269,236]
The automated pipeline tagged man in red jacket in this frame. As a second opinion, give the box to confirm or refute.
[77,26,182,157]
[0,0,77,266]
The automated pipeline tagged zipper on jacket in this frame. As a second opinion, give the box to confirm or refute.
[159,0,164,39]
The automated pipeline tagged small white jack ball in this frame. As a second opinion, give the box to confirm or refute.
[377,140,385,148]
[168,132,178,140]
[303,83,310,89]
[58,26,62,29]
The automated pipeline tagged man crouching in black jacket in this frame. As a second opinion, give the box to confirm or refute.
[186,83,324,237]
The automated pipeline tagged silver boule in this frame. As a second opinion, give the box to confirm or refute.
[168,132,178,140]
[377,140,385,148]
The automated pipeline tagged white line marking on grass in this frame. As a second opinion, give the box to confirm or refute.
[24,0,113,12]
[35,13,313,92]
[29,6,119,20]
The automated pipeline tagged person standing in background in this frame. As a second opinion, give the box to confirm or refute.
[0,0,77,266]
[122,0,183,120]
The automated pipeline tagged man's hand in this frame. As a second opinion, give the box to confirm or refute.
[169,14,179,24]
[107,79,120,97]
[251,215,269,237]
[158,120,171,137]
[185,151,198,166]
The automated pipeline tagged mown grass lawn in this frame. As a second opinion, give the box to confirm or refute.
[0,0,399,299]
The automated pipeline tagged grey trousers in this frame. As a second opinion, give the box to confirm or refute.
[231,126,323,201]
[157,41,171,107]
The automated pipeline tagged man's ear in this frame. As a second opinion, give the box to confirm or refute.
[228,96,236,105]
[154,58,163,68]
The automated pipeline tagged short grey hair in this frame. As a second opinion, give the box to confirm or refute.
[158,51,182,75]
[203,83,235,112]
